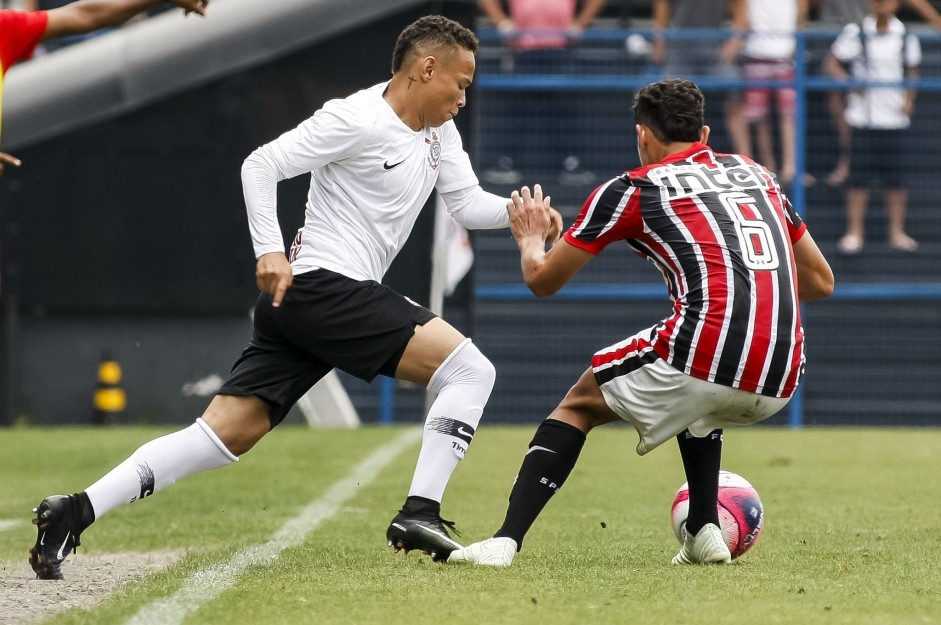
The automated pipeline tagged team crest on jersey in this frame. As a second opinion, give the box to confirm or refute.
[426,131,441,170]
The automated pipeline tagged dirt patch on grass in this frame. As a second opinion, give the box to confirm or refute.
[0,550,184,625]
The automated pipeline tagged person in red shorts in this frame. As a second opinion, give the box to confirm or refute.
[0,0,209,174]
[735,0,809,188]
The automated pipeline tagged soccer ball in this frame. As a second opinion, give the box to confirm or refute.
[670,470,764,559]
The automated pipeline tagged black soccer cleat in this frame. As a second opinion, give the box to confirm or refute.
[386,512,463,563]
[28,493,95,580]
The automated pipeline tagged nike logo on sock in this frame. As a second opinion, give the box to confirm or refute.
[428,416,475,444]
[527,445,558,455]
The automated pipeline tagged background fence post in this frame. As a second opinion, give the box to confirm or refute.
[788,31,809,429]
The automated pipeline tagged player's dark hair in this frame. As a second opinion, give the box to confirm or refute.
[391,15,479,74]
[632,79,705,143]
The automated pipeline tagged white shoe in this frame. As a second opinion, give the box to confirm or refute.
[447,537,518,567]
[671,523,732,565]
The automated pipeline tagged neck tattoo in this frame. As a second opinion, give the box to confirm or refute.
[407,76,416,89]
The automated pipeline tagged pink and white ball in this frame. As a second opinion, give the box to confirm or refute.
[671,470,764,559]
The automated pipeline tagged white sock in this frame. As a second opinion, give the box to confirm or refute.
[407,339,495,502]
[84,418,237,519]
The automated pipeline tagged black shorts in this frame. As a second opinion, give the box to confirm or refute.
[219,268,436,426]
[848,127,908,189]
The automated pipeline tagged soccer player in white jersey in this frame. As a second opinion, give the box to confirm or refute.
[448,79,834,567]
[27,14,562,580]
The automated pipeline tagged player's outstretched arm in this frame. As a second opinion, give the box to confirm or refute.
[43,0,208,40]
[0,152,22,175]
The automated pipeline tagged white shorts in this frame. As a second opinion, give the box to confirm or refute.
[595,353,790,456]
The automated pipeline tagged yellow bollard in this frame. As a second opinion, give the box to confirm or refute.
[93,354,126,425]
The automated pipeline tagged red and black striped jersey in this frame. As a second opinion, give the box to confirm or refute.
[564,143,808,398]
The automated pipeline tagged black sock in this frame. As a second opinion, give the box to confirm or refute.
[400,495,441,518]
[493,419,586,550]
[676,429,723,537]
[73,492,95,532]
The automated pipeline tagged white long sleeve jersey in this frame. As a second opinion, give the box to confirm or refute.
[241,81,509,283]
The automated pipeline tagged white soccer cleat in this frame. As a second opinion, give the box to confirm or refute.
[671,523,732,565]
[447,536,518,567]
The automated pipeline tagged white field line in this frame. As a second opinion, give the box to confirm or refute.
[126,428,421,625]
[0,519,21,532]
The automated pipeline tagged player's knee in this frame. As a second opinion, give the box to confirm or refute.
[201,395,270,456]
[552,372,616,432]
[550,403,612,433]
[429,339,495,399]
[469,345,497,394]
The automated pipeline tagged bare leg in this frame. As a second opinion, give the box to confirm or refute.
[726,98,752,157]
[838,187,868,255]
[395,317,467,385]
[202,394,274,455]
[755,119,777,177]
[826,91,851,187]
[778,112,798,185]
[885,188,917,251]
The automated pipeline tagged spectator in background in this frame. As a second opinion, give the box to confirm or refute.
[0,0,209,175]
[651,0,749,160]
[476,0,606,189]
[653,0,745,76]
[735,0,810,188]
[825,0,920,254]
[813,0,941,187]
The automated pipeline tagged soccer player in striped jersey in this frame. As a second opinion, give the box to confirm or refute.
[449,78,834,567]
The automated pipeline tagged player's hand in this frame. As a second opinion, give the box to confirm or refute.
[256,252,293,307]
[173,0,209,17]
[546,206,564,246]
[508,184,551,245]
[0,152,22,175]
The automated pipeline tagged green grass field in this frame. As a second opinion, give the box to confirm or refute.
[1,425,939,625]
